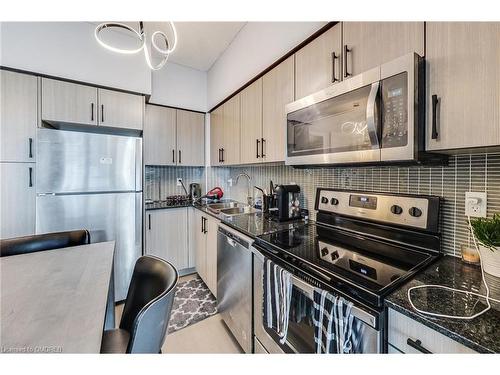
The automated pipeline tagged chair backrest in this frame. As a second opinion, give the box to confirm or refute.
[0,230,91,257]
[119,255,178,354]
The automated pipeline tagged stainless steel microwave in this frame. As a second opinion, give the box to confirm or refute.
[286,53,441,167]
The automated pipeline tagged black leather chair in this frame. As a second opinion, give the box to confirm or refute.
[101,255,178,354]
[0,230,90,257]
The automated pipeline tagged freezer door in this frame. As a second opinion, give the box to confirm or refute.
[37,128,141,193]
[36,192,143,301]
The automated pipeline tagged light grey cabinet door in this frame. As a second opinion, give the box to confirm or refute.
[1,71,37,163]
[222,94,241,165]
[342,22,424,78]
[210,106,224,166]
[294,23,342,99]
[426,22,500,151]
[0,162,36,239]
[205,215,219,297]
[176,110,205,166]
[98,89,144,130]
[144,105,177,166]
[190,208,207,278]
[145,208,189,271]
[41,78,98,125]
[240,79,263,164]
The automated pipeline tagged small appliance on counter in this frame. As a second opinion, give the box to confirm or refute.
[189,183,202,200]
[272,184,302,222]
[199,186,224,201]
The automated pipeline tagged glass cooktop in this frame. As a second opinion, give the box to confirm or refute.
[256,223,433,295]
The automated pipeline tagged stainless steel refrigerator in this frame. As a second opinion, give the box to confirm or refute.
[36,128,142,301]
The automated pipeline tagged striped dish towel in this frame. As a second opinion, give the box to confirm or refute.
[263,258,293,344]
[312,288,355,354]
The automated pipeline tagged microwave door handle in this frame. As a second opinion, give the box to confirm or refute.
[366,81,380,149]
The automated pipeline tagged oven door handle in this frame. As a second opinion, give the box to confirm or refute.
[366,81,380,149]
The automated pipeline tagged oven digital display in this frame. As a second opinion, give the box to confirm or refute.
[349,194,377,210]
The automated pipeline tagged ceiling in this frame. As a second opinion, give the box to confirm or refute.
[93,21,246,71]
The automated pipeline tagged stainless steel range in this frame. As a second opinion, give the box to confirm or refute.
[253,188,442,353]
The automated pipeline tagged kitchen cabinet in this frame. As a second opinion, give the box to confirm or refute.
[0,162,36,239]
[240,79,263,164]
[210,94,241,166]
[97,89,144,130]
[294,23,342,99]
[42,78,98,126]
[426,22,500,151]
[210,106,224,166]
[144,105,177,166]
[388,308,476,353]
[262,56,294,163]
[176,109,205,166]
[42,78,143,130]
[1,71,38,163]
[189,208,219,297]
[342,22,424,78]
[144,105,204,166]
[145,208,189,271]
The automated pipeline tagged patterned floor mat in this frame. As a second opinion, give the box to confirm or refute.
[167,275,217,334]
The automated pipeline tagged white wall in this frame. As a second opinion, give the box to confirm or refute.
[207,22,326,109]
[0,22,152,94]
[149,62,207,112]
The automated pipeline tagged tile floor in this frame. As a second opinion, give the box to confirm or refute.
[115,273,242,354]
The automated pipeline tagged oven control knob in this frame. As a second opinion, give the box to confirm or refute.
[321,197,328,204]
[409,207,422,217]
[330,198,339,206]
[390,205,403,215]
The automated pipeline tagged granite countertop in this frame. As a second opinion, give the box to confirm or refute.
[386,255,500,353]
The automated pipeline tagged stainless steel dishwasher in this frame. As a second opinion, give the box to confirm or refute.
[217,223,254,353]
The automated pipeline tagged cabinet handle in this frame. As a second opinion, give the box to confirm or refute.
[172,149,175,164]
[221,148,225,163]
[201,217,204,233]
[204,218,208,234]
[343,45,351,78]
[28,167,33,187]
[91,103,94,122]
[261,138,266,158]
[256,139,260,158]
[101,104,104,123]
[28,138,33,159]
[431,94,439,139]
[179,149,182,164]
[331,52,338,82]
[148,214,151,230]
[406,338,432,354]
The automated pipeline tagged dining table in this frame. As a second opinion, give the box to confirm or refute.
[0,241,116,353]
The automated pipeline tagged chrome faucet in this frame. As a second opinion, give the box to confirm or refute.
[234,173,253,206]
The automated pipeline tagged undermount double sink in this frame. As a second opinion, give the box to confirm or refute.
[207,201,259,217]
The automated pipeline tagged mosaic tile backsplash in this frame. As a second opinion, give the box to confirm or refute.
[147,153,500,257]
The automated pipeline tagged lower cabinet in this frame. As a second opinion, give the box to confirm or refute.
[0,162,36,239]
[189,207,219,297]
[387,308,476,353]
[145,207,189,271]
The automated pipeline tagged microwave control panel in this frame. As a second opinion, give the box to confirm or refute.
[381,72,408,149]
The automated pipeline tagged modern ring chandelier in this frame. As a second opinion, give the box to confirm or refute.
[94,22,177,71]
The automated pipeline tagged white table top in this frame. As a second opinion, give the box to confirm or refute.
[0,241,115,353]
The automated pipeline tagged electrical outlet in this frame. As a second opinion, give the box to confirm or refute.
[176,178,182,187]
[465,192,487,218]
[228,178,233,187]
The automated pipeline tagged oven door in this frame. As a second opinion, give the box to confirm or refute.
[285,66,381,166]
[253,250,382,354]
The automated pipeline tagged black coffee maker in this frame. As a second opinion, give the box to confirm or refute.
[273,184,301,221]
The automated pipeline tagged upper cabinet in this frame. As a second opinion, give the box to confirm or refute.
[425,22,500,151]
[42,78,98,126]
[144,105,176,166]
[342,22,424,78]
[41,78,144,130]
[1,71,38,163]
[262,56,294,163]
[176,109,205,167]
[240,79,263,164]
[294,24,342,99]
[210,94,241,166]
[97,89,144,130]
[144,104,205,166]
